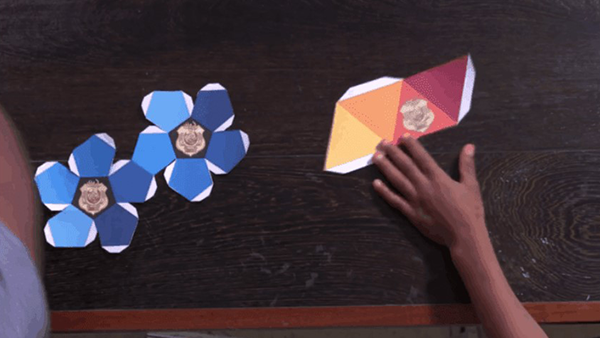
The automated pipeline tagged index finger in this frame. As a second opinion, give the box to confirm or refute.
[400,136,442,176]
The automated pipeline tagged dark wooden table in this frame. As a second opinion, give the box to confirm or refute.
[3,0,600,332]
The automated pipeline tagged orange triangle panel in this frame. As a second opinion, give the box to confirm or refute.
[338,81,402,141]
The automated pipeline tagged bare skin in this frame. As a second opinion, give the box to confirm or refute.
[372,136,548,338]
[0,105,42,269]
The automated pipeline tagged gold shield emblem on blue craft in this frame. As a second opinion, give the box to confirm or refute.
[78,180,109,215]
[176,121,206,156]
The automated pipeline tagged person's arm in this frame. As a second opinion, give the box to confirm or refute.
[0,104,42,268]
[372,136,547,338]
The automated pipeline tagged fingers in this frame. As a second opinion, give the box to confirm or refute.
[377,140,427,186]
[372,152,417,200]
[459,144,478,187]
[400,136,441,176]
[373,177,440,244]
[373,179,418,220]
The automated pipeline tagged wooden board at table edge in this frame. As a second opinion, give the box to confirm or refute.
[51,302,600,332]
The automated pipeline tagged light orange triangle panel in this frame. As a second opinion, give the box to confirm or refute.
[324,104,382,174]
[337,81,402,141]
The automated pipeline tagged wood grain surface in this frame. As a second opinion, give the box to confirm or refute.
[2,0,600,317]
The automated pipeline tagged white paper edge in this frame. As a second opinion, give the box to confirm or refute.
[240,131,250,153]
[201,83,225,91]
[339,77,402,102]
[84,222,97,246]
[96,133,116,149]
[326,153,375,174]
[35,161,57,177]
[109,159,129,175]
[103,245,128,253]
[182,91,194,115]
[118,202,139,218]
[206,160,226,175]
[44,223,56,247]
[191,183,213,202]
[141,125,167,134]
[215,115,234,132]
[45,203,69,211]
[146,177,157,201]
[68,154,80,176]
[164,161,176,183]
[458,54,476,123]
[141,92,153,116]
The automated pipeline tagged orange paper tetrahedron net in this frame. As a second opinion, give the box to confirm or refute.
[324,54,475,174]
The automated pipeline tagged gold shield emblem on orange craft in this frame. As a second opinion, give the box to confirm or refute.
[176,121,206,156]
[400,98,435,133]
[78,180,109,215]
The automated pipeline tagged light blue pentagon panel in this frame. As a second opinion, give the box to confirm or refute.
[44,205,97,248]
[34,162,79,211]
[94,203,138,253]
[68,133,116,177]
[164,158,213,202]
[109,160,156,203]
[142,91,193,132]
[191,83,235,132]
[205,130,250,174]
[131,126,176,175]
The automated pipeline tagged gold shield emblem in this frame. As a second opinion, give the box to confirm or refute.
[176,121,206,156]
[400,99,435,133]
[78,180,109,215]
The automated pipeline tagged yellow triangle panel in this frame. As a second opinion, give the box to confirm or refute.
[324,104,382,173]
[338,81,402,141]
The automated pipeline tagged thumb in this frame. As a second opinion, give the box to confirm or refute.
[459,144,478,186]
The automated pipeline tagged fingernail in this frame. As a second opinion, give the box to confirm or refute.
[373,152,383,160]
[373,179,382,186]
[466,144,475,156]
[402,133,412,139]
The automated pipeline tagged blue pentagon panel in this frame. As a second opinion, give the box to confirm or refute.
[142,91,193,132]
[44,205,96,248]
[205,130,249,175]
[94,203,138,253]
[34,162,79,211]
[165,158,213,202]
[69,133,116,178]
[109,160,156,203]
[131,126,176,175]
[191,83,235,132]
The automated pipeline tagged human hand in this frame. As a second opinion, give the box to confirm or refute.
[372,136,487,251]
